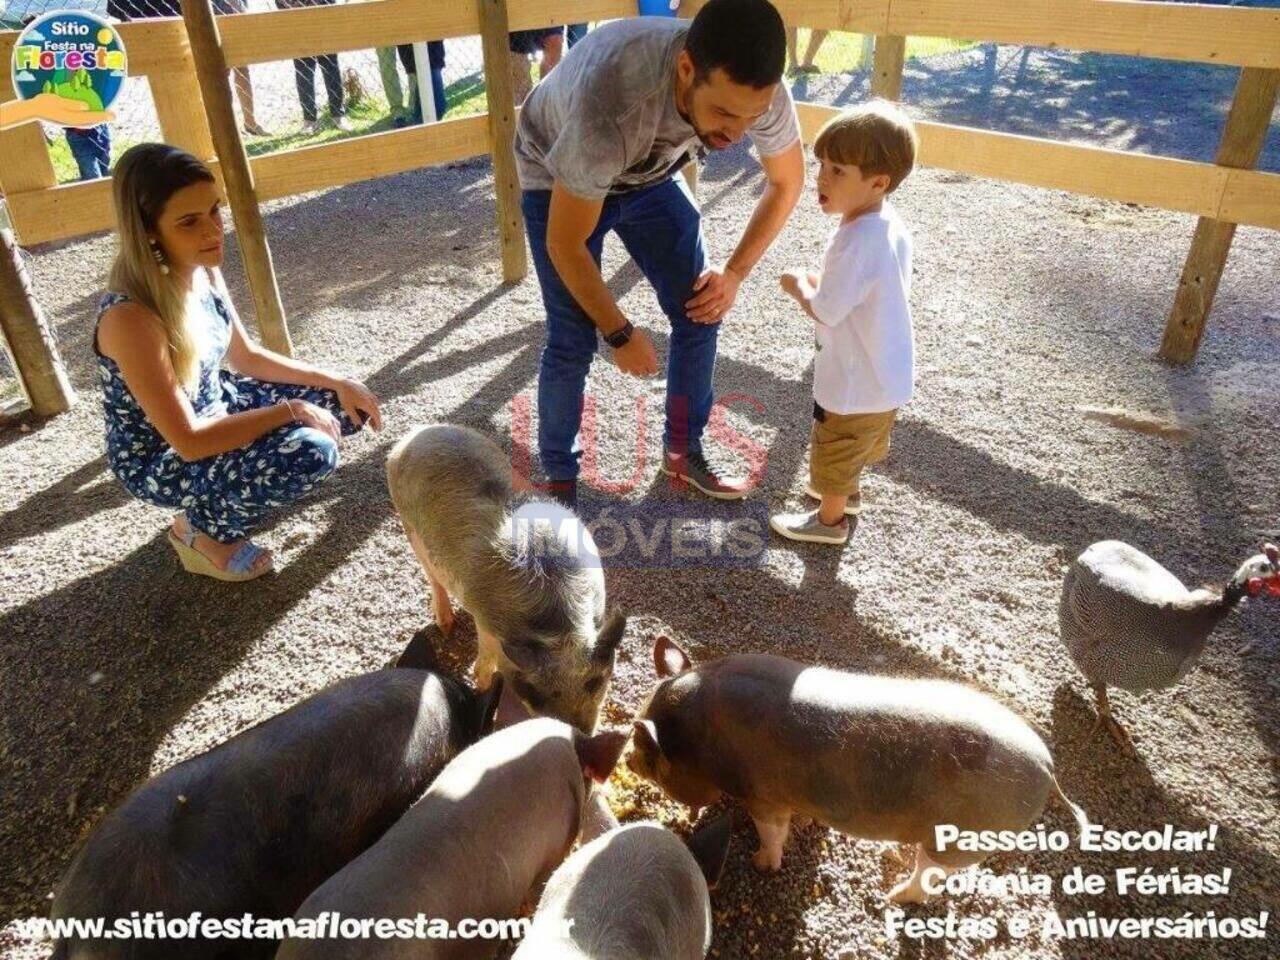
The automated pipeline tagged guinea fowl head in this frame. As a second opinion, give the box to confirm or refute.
[1228,543,1280,603]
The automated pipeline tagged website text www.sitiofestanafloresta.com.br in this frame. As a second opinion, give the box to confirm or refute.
[14,911,574,943]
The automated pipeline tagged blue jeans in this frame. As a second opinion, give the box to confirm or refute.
[398,42,447,122]
[66,126,111,180]
[429,66,447,120]
[524,176,713,483]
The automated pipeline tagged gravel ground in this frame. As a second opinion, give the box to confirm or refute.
[3,54,1280,960]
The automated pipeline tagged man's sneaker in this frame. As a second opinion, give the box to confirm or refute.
[804,483,862,516]
[661,449,748,500]
[770,509,850,545]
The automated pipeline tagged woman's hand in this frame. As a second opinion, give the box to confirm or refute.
[287,400,343,444]
[334,378,383,432]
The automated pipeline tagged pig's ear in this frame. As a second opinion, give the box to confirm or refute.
[476,674,505,736]
[395,626,443,671]
[501,635,549,672]
[592,609,628,664]
[654,635,693,677]
[688,814,733,890]
[574,729,629,782]
[632,718,661,755]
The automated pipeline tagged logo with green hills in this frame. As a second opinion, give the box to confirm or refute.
[11,10,127,124]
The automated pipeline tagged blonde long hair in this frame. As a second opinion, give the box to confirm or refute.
[108,143,217,392]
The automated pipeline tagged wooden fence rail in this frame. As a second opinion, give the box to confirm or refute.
[0,0,1277,412]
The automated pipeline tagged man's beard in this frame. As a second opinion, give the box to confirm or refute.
[676,91,727,150]
[685,113,729,151]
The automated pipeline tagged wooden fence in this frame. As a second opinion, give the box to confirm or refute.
[0,0,1276,414]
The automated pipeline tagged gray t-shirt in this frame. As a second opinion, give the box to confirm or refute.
[514,17,800,199]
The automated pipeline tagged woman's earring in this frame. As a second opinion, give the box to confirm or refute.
[149,239,170,275]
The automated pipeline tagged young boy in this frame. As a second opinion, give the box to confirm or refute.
[772,100,918,545]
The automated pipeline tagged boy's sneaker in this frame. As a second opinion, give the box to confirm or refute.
[804,483,862,516]
[661,448,748,500]
[770,509,850,545]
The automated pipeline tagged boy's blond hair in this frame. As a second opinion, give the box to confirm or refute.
[813,100,918,193]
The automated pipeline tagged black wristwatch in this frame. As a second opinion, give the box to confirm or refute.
[603,321,634,349]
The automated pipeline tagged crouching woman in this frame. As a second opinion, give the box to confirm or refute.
[95,143,382,581]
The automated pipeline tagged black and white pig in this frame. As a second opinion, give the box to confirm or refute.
[277,717,629,960]
[512,816,732,960]
[629,637,1089,903]
[50,660,502,959]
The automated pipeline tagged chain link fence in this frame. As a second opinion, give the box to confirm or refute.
[1,0,605,185]
[0,3,604,406]
[0,5,885,410]
[0,3,898,190]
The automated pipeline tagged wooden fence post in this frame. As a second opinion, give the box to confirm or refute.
[478,0,528,283]
[0,55,58,200]
[1159,67,1280,364]
[151,68,217,163]
[0,219,75,415]
[870,35,907,100]
[180,0,293,355]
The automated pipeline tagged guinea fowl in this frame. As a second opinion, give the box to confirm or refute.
[1059,540,1280,754]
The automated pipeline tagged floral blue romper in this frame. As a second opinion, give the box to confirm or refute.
[94,282,360,544]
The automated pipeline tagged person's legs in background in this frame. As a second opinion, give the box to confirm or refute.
[427,40,447,120]
[786,27,828,72]
[295,56,319,132]
[65,125,111,180]
[212,0,265,135]
[393,43,445,124]
[566,22,588,48]
[65,130,98,181]
[377,46,407,122]
[233,66,267,136]
[87,125,111,178]
[801,29,829,71]
[396,44,422,125]
[319,53,349,129]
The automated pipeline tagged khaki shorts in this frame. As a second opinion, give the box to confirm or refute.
[808,405,898,498]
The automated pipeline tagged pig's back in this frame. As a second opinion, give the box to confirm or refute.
[386,423,511,566]
[52,671,470,951]
[697,657,1055,846]
[284,719,584,959]
[516,823,711,960]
